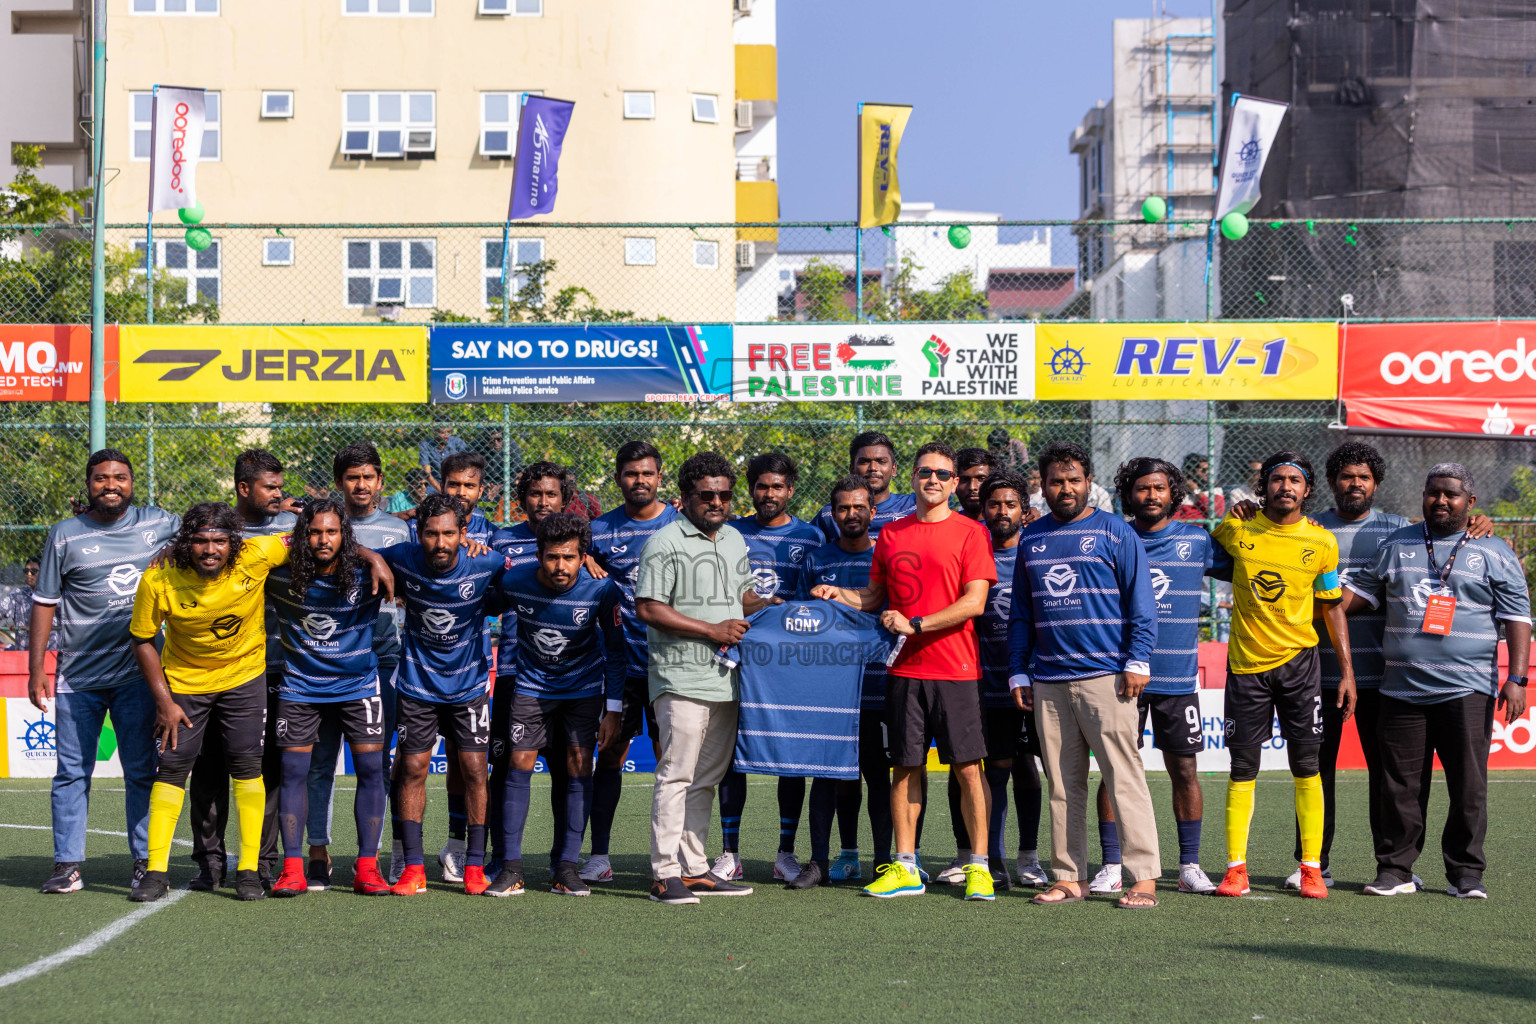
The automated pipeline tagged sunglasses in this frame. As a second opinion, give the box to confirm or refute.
[915,468,955,481]
[691,489,733,504]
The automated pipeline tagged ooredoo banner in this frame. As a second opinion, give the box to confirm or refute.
[732,324,1034,402]
[1341,321,1536,435]
[0,325,116,401]
[1036,322,1338,400]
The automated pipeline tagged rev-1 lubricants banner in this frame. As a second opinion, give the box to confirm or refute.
[1035,322,1337,400]
[120,325,427,402]
[430,324,733,403]
[732,324,1034,402]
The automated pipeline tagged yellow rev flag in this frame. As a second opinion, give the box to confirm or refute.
[858,103,912,229]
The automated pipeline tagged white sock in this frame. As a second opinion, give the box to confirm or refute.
[969,853,988,867]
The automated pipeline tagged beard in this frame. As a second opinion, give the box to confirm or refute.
[1337,491,1374,518]
[988,518,1020,544]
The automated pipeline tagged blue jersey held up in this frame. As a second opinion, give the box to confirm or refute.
[1134,520,1231,695]
[589,502,680,680]
[798,541,885,709]
[499,563,626,703]
[813,491,917,544]
[730,600,895,779]
[735,515,822,600]
[266,565,384,703]
[378,543,508,705]
[1008,509,1157,685]
[978,543,1018,707]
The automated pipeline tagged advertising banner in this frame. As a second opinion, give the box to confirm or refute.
[733,323,1034,402]
[1340,321,1536,436]
[857,103,912,229]
[120,325,427,403]
[508,95,575,220]
[1214,95,1289,221]
[430,324,732,403]
[1035,322,1337,400]
[149,86,207,212]
[0,325,116,402]
[2,698,125,779]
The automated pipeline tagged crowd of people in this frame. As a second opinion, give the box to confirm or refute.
[24,428,1530,907]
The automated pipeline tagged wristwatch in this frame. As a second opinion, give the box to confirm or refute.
[910,616,924,634]
[1507,676,1528,688]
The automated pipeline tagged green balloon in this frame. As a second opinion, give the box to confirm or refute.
[1220,212,1250,240]
[947,225,971,250]
[178,202,205,225]
[1141,196,1167,223]
[97,713,117,762]
[185,226,213,251]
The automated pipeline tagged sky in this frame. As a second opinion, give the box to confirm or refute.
[776,0,1182,223]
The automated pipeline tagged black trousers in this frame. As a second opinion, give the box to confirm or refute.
[188,672,284,870]
[1375,692,1495,884]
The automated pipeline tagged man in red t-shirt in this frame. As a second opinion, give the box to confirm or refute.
[813,441,997,901]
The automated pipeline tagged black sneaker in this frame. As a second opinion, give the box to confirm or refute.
[257,862,275,892]
[129,870,170,903]
[551,860,591,897]
[306,858,332,892]
[683,871,754,896]
[649,876,699,905]
[41,861,83,894]
[1448,876,1488,899]
[988,857,1014,893]
[1363,871,1416,896]
[130,859,149,891]
[188,859,223,892]
[786,859,827,890]
[484,861,526,898]
[233,869,267,901]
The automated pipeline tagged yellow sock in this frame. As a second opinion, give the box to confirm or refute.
[1294,774,1324,866]
[1225,779,1256,866]
[232,776,266,872]
[147,781,186,873]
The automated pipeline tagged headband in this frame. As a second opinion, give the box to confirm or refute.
[1270,461,1311,483]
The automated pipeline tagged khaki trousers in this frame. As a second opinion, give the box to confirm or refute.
[650,693,738,880]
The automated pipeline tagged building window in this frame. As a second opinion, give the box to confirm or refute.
[129,91,219,161]
[480,0,541,12]
[691,94,719,124]
[624,237,657,266]
[343,0,433,14]
[480,91,541,158]
[341,91,435,159]
[482,237,545,305]
[263,238,294,266]
[132,0,219,13]
[623,92,655,120]
[345,239,435,307]
[261,91,294,119]
[133,238,221,304]
[693,240,719,269]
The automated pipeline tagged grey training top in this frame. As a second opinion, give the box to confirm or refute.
[349,508,413,668]
[34,505,181,692]
[1347,525,1532,705]
[245,511,298,674]
[1316,509,1411,690]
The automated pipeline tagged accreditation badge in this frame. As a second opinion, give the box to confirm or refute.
[1421,592,1457,636]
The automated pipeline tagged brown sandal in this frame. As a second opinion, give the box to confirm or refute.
[1031,882,1085,905]
[1115,889,1159,909]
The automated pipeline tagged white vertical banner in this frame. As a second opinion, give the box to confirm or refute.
[1213,94,1289,221]
[148,86,207,213]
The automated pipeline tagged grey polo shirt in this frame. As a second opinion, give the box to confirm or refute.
[635,516,753,703]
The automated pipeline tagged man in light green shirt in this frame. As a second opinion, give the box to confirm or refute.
[636,451,773,903]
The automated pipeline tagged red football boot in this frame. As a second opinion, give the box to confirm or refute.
[463,865,489,896]
[390,863,427,895]
[1214,863,1250,897]
[271,857,307,898]
[1298,864,1329,899]
[352,856,390,895]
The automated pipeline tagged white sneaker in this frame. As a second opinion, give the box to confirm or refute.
[1283,866,1334,890]
[773,851,802,882]
[1177,863,1218,894]
[579,854,613,883]
[936,851,971,885]
[438,837,466,883]
[1015,852,1049,887]
[1089,862,1123,894]
[712,850,743,881]
[387,840,405,885]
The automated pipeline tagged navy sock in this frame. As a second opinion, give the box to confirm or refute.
[486,760,505,868]
[947,773,968,850]
[984,763,1011,862]
[1099,819,1122,864]
[835,780,862,851]
[402,819,425,866]
[466,824,486,868]
[778,776,805,853]
[353,748,386,859]
[501,769,533,862]
[807,778,837,864]
[864,768,892,866]
[719,770,746,853]
[447,792,467,841]
[560,773,593,864]
[1014,760,1041,851]
[389,770,403,843]
[1176,817,1202,865]
[588,764,623,857]
[547,757,569,863]
[279,749,312,859]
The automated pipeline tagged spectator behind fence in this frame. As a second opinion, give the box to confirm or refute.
[419,417,470,494]
[385,468,430,513]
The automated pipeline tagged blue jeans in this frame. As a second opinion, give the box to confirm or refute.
[51,682,158,862]
[306,664,397,846]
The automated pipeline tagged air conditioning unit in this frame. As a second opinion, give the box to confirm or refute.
[735,241,755,270]
[734,100,754,132]
[340,129,374,157]
[405,128,436,155]
[480,129,513,158]
[734,0,752,14]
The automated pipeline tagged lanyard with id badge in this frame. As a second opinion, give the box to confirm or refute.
[1420,525,1471,636]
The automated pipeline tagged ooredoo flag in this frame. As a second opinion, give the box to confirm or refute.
[857,103,912,229]
[508,95,575,220]
[1214,95,1288,221]
[148,86,207,213]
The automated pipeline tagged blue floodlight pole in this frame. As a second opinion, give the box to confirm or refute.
[854,102,863,324]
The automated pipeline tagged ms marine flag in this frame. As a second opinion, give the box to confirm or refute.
[857,103,911,229]
[148,86,207,213]
[1214,94,1288,221]
[508,95,575,220]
